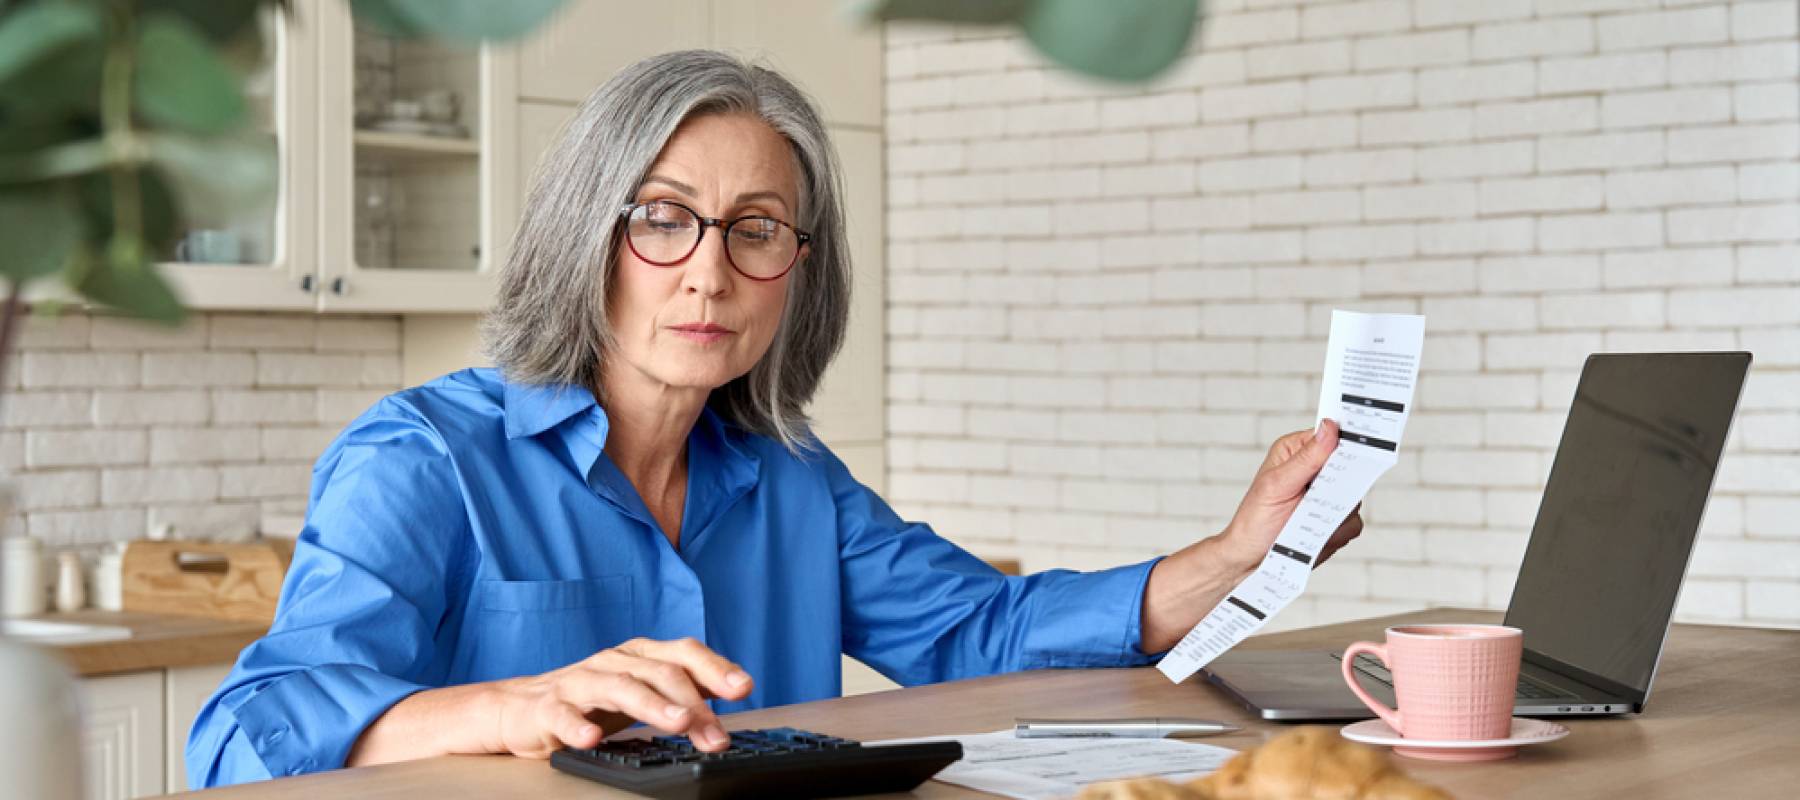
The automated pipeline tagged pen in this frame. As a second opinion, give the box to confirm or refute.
[1013,718,1241,739]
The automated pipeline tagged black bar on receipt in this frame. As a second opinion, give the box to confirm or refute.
[1341,431,1398,451]
[1227,596,1266,620]
[1272,544,1312,565]
[1341,393,1404,413]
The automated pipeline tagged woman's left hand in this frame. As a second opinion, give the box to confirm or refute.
[1214,418,1364,571]
[1138,419,1365,653]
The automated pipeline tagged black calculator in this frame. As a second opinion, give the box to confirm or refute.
[548,726,963,799]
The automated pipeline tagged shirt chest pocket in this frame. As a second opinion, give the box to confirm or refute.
[465,576,635,679]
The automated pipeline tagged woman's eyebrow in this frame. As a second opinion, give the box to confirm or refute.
[641,176,790,212]
[642,175,697,196]
[735,190,789,211]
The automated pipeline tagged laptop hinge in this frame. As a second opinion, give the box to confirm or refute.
[1521,648,1644,704]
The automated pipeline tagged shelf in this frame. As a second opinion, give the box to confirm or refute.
[354,129,479,160]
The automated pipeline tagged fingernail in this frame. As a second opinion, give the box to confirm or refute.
[580,724,599,739]
[666,704,689,719]
[706,724,728,747]
[726,671,750,689]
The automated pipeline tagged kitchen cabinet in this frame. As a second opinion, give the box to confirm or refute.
[160,0,518,314]
[515,0,709,105]
[164,663,234,794]
[75,662,235,799]
[79,671,164,800]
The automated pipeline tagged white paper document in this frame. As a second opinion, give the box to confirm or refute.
[873,729,1236,800]
[1157,310,1426,684]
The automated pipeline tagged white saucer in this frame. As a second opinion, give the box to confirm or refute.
[1341,717,1569,762]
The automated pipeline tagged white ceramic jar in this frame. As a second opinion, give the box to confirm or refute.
[1,536,46,618]
[53,552,85,613]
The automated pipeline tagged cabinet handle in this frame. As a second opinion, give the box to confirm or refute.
[300,274,316,293]
[330,277,347,295]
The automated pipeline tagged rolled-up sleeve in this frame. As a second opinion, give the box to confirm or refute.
[186,409,473,788]
[828,452,1163,687]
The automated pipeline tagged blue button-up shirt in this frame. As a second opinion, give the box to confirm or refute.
[187,368,1160,788]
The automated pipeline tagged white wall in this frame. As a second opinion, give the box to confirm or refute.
[882,0,1800,630]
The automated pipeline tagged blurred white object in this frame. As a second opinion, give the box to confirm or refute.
[94,544,125,611]
[147,521,175,541]
[0,489,83,799]
[0,638,83,799]
[53,552,85,613]
[1,619,132,645]
[1,536,45,617]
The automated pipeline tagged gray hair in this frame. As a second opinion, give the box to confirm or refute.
[482,50,851,452]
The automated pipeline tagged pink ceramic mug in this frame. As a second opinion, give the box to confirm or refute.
[1341,624,1522,741]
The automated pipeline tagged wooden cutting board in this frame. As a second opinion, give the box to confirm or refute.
[121,539,294,623]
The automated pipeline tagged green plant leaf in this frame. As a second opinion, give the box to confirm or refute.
[0,137,110,183]
[140,0,271,43]
[135,12,246,134]
[852,0,1199,83]
[76,167,183,256]
[0,12,104,125]
[69,232,186,325]
[351,0,568,42]
[845,0,1028,25]
[143,130,276,228]
[1021,0,1198,82]
[0,0,102,86]
[0,184,82,282]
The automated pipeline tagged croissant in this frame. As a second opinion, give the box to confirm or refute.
[1078,727,1454,800]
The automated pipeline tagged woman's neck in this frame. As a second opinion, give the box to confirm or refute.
[594,361,708,530]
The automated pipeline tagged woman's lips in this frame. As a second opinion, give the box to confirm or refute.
[669,323,734,344]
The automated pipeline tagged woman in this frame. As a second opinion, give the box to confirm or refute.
[188,50,1362,787]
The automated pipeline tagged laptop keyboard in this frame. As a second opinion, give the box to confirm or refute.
[1346,654,1562,700]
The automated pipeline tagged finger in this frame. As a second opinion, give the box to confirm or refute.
[591,652,727,746]
[558,669,696,737]
[1317,509,1365,566]
[1264,419,1339,493]
[1261,429,1313,472]
[541,701,603,754]
[617,638,755,701]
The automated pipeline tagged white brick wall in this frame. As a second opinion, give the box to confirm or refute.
[885,0,1800,630]
[2,312,401,549]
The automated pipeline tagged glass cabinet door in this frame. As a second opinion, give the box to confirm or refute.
[316,0,514,312]
[161,2,317,310]
[350,19,483,272]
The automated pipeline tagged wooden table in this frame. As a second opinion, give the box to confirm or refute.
[163,609,1800,798]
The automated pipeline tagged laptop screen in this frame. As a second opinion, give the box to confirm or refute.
[1504,352,1750,698]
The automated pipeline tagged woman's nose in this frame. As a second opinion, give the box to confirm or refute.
[681,228,732,296]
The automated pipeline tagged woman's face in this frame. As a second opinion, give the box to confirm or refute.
[606,113,802,398]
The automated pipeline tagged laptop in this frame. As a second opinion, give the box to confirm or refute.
[1200,352,1752,720]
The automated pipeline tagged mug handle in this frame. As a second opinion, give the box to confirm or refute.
[1341,641,1403,733]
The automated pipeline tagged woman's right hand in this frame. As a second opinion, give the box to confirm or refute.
[346,636,755,767]
[484,637,755,758]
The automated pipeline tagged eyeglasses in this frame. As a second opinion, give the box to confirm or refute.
[618,200,811,281]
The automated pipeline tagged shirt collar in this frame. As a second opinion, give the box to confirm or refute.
[503,380,600,441]
[502,378,762,548]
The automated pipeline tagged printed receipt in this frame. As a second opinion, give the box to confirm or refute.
[1158,310,1425,684]
[871,730,1235,800]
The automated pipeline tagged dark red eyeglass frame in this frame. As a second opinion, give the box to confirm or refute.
[618,200,811,281]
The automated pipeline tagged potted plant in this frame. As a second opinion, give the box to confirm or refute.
[0,2,569,795]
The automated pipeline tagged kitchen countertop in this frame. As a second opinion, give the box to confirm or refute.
[25,610,264,677]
